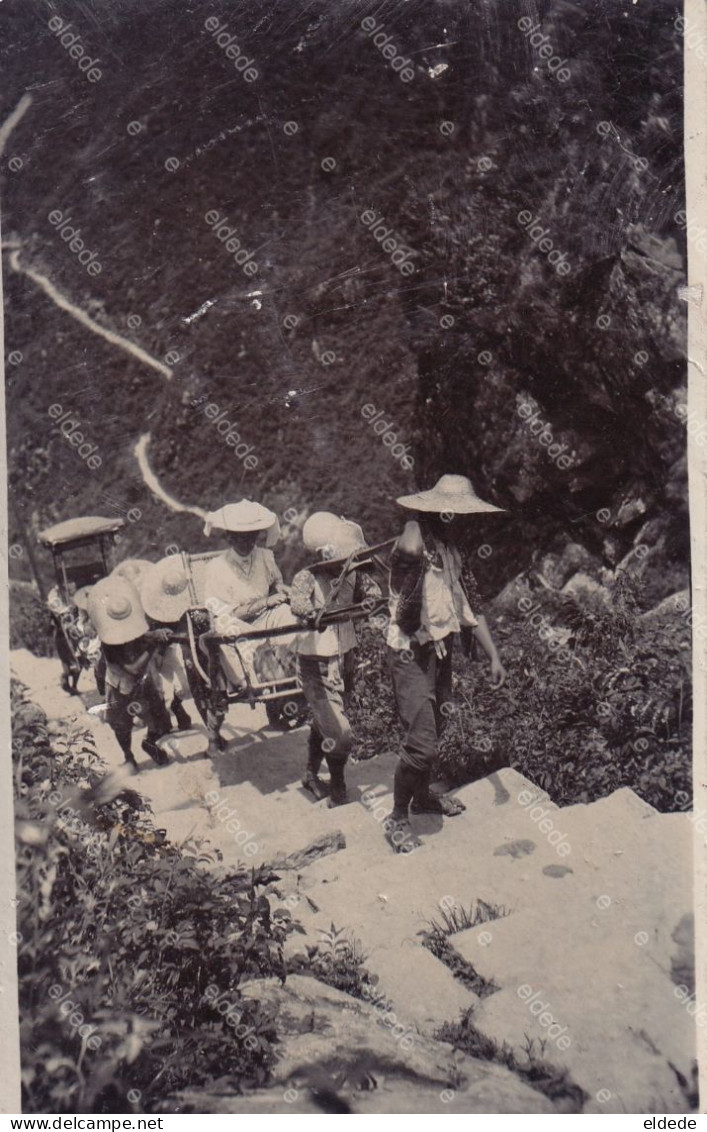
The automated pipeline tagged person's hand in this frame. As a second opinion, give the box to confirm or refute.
[295,610,318,628]
[267,592,287,607]
[146,628,173,644]
[489,657,507,688]
[399,519,423,556]
[434,638,448,659]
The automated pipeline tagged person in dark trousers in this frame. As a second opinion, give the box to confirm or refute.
[87,576,173,769]
[290,512,380,807]
[384,475,507,853]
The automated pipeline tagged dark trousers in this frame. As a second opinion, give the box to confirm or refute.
[106,678,172,753]
[299,649,355,765]
[388,635,454,771]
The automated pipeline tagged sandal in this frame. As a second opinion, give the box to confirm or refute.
[383,816,422,854]
[142,739,169,767]
[302,771,329,801]
[411,793,466,816]
[327,787,349,809]
[206,731,227,759]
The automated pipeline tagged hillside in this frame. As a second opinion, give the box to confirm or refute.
[1,0,687,598]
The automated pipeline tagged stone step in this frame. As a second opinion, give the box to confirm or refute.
[361,943,479,1031]
[446,801,695,1114]
[12,649,695,1116]
[452,906,694,1113]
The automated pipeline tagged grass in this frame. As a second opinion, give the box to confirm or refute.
[437,1010,587,1111]
[419,900,508,998]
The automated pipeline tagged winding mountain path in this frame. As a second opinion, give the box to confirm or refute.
[5,250,173,380]
[134,433,207,518]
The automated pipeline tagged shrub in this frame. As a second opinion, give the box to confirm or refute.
[288,923,380,1001]
[441,570,687,810]
[435,573,692,812]
[13,682,297,1113]
[346,572,691,812]
[10,581,55,657]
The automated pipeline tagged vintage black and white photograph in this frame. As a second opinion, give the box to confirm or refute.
[1,0,705,1119]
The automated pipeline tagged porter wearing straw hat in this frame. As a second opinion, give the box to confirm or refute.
[139,557,194,732]
[141,556,192,624]
[201,500,295,755]
[383,474,507,854]
[87,576,172,769]
[291,512,379,807]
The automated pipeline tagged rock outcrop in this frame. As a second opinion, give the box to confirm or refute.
[171,975,559,1114]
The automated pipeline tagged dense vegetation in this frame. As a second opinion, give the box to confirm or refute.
[2,0,687,597]
[349,561,692,812]
[9,581,55,657]
[13,682,298,1113]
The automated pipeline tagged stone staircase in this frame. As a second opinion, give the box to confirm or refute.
[10,648,697,1113]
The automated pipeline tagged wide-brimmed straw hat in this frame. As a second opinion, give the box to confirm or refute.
[396,474,505,514]
[87,576,149,645]
[203,500,280,547]
[111,558,153,586]
[303,512,366,561]
[140,556,192,623]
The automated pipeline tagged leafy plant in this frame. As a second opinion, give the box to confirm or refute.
[288,923,380,1002]
[13,682,298,1113]
[434,572,691,812]
[10,581,55,657]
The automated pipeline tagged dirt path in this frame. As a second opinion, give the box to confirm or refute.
[6,250,173,380]
[133,433,207,519]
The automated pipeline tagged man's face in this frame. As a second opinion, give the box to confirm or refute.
[429,513,463,541]
[225,530,259,556]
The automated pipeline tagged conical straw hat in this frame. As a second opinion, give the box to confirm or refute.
[87,576,148,645]
[396,474,505,514]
